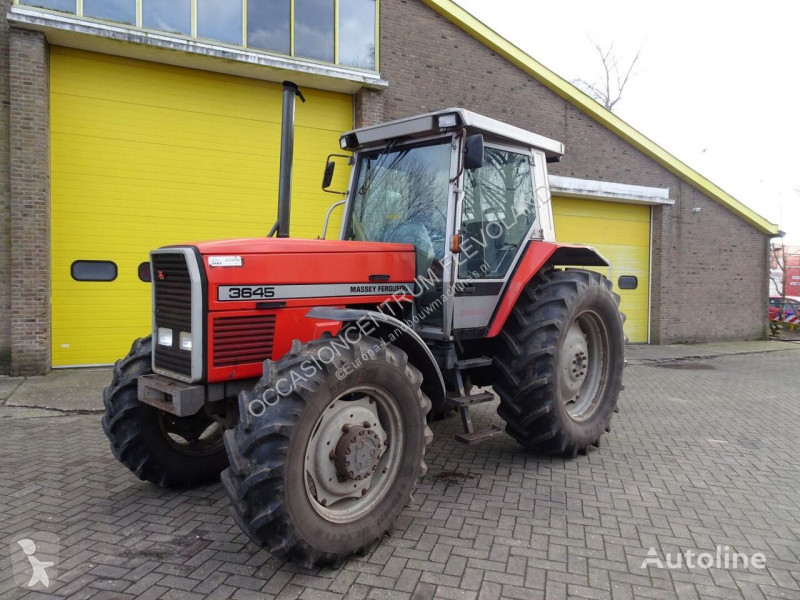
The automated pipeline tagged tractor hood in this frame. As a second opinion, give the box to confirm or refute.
[191,238,414,255]
[169,238,418,313]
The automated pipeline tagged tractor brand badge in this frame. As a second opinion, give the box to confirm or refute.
[209,256,244,268]
[157,271,166,280]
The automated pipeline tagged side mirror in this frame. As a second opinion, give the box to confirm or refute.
[321,153,351,195]
[464,134,484,170]
[322,161,336,190]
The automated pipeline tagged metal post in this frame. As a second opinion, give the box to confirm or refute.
[276,81,304,238]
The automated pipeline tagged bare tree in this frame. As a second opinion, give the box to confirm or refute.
[770,240,800,297]
[574,39,642,112]
[770,241,786,297]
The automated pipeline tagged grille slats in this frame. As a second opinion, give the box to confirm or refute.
[213,314,276,368]
[152,252,193,378]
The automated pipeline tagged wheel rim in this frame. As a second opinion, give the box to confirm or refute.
[558,310,609,421]
[157,411,224,456]
[304,386,404,524]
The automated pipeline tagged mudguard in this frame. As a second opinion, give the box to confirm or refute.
[485,241,609,337]
[305,307,446,409]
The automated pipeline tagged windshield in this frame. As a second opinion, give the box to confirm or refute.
[347,138,452,263]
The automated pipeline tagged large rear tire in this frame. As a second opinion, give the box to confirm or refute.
[101,337,228,487]
[494,269,624,456]
[221,335,432,568]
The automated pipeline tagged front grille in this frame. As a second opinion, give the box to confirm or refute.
[213,314,276,368]
[152,252,192,378]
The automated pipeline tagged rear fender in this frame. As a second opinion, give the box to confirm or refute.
[485,242,609,337]
[305,307,446,409]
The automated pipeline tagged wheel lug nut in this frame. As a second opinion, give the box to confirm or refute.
[362,421,371,428]
[342,424,350,432]
[362,488,368,496]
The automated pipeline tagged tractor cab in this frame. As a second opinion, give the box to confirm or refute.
[326,109,564,337]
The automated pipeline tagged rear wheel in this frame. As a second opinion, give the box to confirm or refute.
[101,337,228,487]
[221,335,432,568]
[494,269,624,456]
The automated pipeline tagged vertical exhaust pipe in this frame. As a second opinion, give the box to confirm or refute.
[274,81,305,238]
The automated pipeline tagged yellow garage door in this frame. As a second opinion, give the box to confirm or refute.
[552,197,651,343]
[51,47,353,366]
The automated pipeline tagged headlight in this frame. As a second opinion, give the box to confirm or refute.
[179,331,192,351]
[437,113,459,129]
[157,327,173,347]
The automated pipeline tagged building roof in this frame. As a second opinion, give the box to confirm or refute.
[421,0,779,236]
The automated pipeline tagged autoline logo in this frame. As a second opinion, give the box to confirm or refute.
[641,546,766,570]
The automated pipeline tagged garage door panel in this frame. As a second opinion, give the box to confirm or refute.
[551,215,650,248]
[552,197,650,343]
[51,47,352,366]
[552,197,651,222]
[52,48,350,127]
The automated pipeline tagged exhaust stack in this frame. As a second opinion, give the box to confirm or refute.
[275,81,305,238]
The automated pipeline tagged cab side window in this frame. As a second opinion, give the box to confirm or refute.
[459,147,536,279]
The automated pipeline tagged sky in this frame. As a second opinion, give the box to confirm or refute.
[453,0,800,244]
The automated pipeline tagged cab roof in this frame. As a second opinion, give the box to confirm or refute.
[340,108,564,161]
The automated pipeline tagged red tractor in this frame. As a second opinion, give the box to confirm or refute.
[102,84,624,567]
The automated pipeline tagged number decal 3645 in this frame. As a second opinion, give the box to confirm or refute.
[219,286,276,301]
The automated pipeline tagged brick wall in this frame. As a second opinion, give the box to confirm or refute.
[8,28,50,374]
[0,0,770,374]
[0,0,11,373]
[365,0,768,343]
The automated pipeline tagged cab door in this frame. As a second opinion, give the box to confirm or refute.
[451,143,540,332]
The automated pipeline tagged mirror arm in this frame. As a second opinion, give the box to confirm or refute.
[450,128,468,184]
[323,153,352,195]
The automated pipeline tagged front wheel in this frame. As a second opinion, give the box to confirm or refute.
[221,335,432,568]
[494,269,625,456]
[101,336,228,488]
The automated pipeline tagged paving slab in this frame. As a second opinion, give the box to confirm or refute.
[0,405,65,420]
[5,367,111,412]
[0,377,24,402]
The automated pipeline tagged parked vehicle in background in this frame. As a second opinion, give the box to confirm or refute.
[769,296,800,321]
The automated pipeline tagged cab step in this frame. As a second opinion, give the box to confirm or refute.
[455,425,504,445]
[454,356,493,370]
[450,357,503,445]
[445,391,495,409]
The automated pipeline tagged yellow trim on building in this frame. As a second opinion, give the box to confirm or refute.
[421,0,779,236]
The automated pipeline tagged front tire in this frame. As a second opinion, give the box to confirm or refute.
[101,337,228,487]
[221,335,432,568]
[494,269,625,456]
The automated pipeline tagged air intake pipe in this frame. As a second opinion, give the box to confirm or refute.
[272,81,305,238]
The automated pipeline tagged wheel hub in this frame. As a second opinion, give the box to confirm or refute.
[557,311,608,421]
[305,395,389,510]
[334,425,383,481]
[561,322,589,398]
